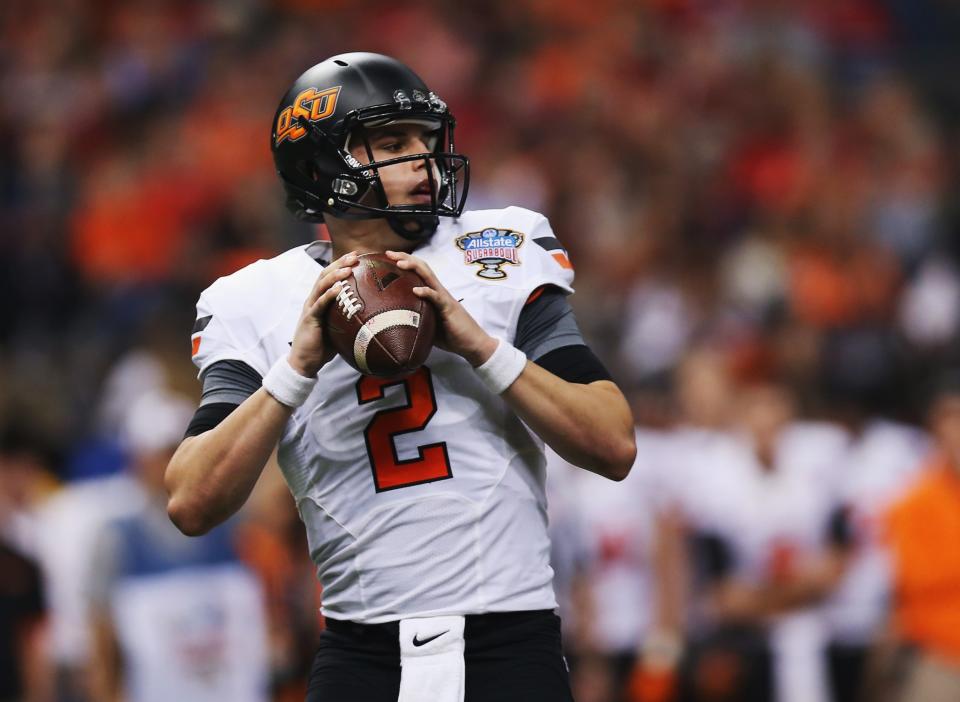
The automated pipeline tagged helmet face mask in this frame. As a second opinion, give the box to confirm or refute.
[271,53,470,240]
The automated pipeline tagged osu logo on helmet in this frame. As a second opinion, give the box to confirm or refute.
[275,86,341,146]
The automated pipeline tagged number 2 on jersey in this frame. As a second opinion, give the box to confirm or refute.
[356,367,453,491]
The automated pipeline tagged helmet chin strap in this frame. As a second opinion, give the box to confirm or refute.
[386,212,439,241]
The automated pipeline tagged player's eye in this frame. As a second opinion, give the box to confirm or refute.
[377,139,404,153]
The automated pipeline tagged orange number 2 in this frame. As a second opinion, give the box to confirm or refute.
[356,367,453,492]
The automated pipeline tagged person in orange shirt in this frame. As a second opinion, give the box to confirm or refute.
[885,377,960,702]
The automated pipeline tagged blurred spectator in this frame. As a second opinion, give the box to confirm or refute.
[27,348,180,701]
[546,429,673,702]
[882,377,960,702]
[671,379,850,702]
[235,464,323,702]
[33,468,143,702]
[87,390,269,702]
[618,347,742,702]
[819,342,930,702]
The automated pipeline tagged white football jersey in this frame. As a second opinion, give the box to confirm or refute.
[669,422,848,585]
[545,429,669,653]
[665,423,849,702]
[192,207,575,623]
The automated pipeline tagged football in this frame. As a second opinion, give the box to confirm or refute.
[324,253,436,376]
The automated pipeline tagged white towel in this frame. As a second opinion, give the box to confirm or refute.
[398,615,466,702]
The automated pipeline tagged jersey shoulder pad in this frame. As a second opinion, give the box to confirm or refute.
[508,206,574,291]
[191,247,311,376]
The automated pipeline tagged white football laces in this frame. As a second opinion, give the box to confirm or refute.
[336,283,363,320]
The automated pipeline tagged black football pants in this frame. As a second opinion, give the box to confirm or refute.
[306,609,575,701]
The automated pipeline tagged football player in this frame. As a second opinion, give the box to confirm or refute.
[164,53,636,702]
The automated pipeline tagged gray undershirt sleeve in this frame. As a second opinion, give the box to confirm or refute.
[514,288,585,361]
[199,360,263,407]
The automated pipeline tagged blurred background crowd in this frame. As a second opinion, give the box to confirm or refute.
[3,0,960,700]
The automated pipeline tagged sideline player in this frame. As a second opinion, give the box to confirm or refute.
[164,52,636,702]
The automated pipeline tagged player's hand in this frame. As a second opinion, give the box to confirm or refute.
[288,251,359,377]
[385,251,498,367]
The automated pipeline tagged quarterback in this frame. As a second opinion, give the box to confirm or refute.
[165,52,636,702]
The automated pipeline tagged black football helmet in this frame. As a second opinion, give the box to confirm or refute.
[270,52,469,240]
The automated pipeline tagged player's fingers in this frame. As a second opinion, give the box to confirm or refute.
[314,252,358,284]
[391,254,436,283]
[306,260,355,307]
[315,251,359,285]
[386,251,446,293]
[412,285,449,312]
[308,280,345,319]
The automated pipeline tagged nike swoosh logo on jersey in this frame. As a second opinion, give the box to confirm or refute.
[412,630,448,647]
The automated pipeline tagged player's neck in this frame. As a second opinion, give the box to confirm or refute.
[326,216,417,258]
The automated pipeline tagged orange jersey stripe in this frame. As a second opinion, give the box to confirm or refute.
[192,336,202,357]
[552,252,573,270]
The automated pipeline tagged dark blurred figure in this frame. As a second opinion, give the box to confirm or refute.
[881,376,960,701]
[0,427,55,702]
[0,542,47,702]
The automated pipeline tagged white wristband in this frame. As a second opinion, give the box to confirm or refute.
[474,339,526,395]
[263,357,318,408]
